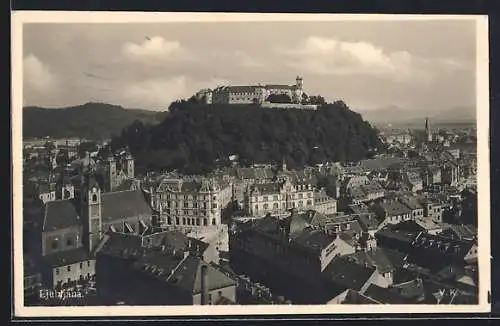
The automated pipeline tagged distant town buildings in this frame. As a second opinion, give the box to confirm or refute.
[22,116,479,306]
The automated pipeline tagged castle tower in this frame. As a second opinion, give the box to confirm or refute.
[84,176,102,252]
[296,76,303,89]
[294,76,304,104]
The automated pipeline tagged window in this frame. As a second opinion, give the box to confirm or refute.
[92,194,97,202]
[273,195,278,201]
[184,202,189,208]
[255,204,258,211]
[67,266,71,272]
[167,216,172,225]
[79,262,83,269]
[194,202,198,208]
[51,239,59,250]
[66,238,73,247]
[263,203,269,210]
[212,219,216,226]
[263,196,268,202]
[212,203,217,209]
[183,218,187,225]
[203,219,208,226]
[298,193,303,199]
[196,219,201,226]
[208,293,212,304]
[55,268,60,275]
[176,218,180,225]
[273,203,279,209]
[87,261,90,267]
[307,200,312,206]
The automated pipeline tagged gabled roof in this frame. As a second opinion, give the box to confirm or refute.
[251,182,283,195]
[340,289,380,304]
[42,248,91,268]
[156,255,236,295]
[346,247,403,274]
[363,284,413,304]
[43,199,81,232]
[376,200,411,216]
[101,190,153,222]
[322,257,376,292]
[292,229,335,252]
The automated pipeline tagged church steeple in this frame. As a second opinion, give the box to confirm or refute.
[425,117,432,142]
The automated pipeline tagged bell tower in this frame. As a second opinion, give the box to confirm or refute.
[107,156,117,192]
[125,152,135,178]
[84,177,102,252]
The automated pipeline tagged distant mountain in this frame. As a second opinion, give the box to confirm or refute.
[23,102,168,140]
[357,106,476,127]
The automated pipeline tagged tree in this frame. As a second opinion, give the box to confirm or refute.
[308,95,327,106]
[111,100,383,174]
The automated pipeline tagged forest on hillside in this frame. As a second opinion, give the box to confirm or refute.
[23,102,167,140]
[109,99,383,175]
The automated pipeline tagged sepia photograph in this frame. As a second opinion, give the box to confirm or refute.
[11,12,490,317]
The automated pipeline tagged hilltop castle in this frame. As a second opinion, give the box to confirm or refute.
[196,76,305,105]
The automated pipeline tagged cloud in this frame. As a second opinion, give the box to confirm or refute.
[233,50,264,68]
[122,36,193,62]
[23,54,58,93]
[278,36,466,82]
[122,76,190,109]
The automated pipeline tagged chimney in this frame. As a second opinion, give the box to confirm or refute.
[200,265,210,305]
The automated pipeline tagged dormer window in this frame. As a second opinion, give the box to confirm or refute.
[92,194,98,202]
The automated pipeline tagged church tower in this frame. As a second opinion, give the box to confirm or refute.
[107,156,117,192]
[425,117,432,142]
[125,152,135,178]
[83,176,102,252]
[60,174,75,200]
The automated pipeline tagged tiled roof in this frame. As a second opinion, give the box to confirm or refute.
[101,190,153,222]
[442,224,477,241]
[346,247,400,274]
[227,85,259,93]
[398,196,423,210]
[251,182,282,195]
[237,167,275,180]
[376,200,411,216]
[292,229,335,252]
[42,247,91,268]
[356,213,381,231]
[341,289,380,304]
[322,257,376,292]
[138,254,237,295]
[43,200,81,231]
[363,284,413,304]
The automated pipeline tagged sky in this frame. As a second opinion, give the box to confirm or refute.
[22,19,477,113]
